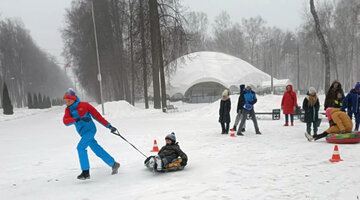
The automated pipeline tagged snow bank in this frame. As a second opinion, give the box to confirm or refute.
[0,106,63,122]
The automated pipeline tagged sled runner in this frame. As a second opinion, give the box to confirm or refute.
[326,132,360,144]
[144,156,185,172]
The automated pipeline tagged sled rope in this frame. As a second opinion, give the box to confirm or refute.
[112,130,148,158]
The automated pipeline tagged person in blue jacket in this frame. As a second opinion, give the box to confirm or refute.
[236,85,262,135]
[341,82,360,131]
[62,89,120,180]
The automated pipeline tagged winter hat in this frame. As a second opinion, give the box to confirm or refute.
[222,89,229,97]
[165,132,176,143]
[326,107,333,121]
[240,84,245,91]
[63,88,77,101]
[308,87,317,95]
[355,82,360,91]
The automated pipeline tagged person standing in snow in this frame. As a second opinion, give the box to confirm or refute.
[62,89,120,180]
[219,89,231,134]
[341,82,360,131]
[324,81,344,110]
[281,84,297,126]
[306,107,353,141]
[237,85,261,135]
[232,84,246,132]
[302,87,320,136]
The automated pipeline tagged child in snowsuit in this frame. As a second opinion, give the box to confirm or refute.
[302,87,320,136]
[146,132,187,171]
[341,82,360,131]
[219,89,231,134]
[305,108,353,142]
[333,91,343,109]
[63,89,119,180]
[281,84,297,126]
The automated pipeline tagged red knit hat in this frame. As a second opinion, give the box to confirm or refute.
[63,89,77,101]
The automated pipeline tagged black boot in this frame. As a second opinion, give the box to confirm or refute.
[77,170,90,180]
[112,162,120,175]
[233,126,237,132]
[241,128,246,132]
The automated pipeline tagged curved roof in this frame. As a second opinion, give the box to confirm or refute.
[167,51,273,96]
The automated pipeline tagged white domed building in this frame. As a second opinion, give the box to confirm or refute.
[165,51,277,103]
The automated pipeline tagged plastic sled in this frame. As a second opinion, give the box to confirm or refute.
[326,131,360,144]
[144,157,184,172]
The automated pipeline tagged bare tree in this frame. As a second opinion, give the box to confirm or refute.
[310,0,331,92]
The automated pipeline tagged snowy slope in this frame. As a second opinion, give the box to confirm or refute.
[1,95,360,200]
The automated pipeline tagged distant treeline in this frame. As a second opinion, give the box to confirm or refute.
[27,92,64,109]
[185,0,360,93]
[0,18,72,109]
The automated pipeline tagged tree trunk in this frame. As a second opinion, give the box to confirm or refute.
[149,0,162,109]
[310,0,331,92]
[139,0,149,109]
[128,0,135,106]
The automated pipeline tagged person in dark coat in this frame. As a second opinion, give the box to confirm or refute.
[237,85,261,135]
[146,132,187,171]
[302,87,320,136]
[281,84,297,126]
[233,84,246,132]
[219,89,231,134]
[324,81,344,110]
[333,91,343,109]
[341,82,360,131]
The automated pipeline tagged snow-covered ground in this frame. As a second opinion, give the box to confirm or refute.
[1,94,360,200]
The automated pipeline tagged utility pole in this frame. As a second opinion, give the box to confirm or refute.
[297,40,300,95]
[270,39,274,95]
[91,0,105,115]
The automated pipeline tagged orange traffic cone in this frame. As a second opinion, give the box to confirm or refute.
[230,128,236,137]
[151,140,159,152]
[329,145,343,162]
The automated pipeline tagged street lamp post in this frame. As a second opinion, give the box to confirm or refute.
[91,0,105,115]
[269,39,274,95]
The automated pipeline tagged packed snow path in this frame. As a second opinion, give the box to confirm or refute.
[1,95,360,200]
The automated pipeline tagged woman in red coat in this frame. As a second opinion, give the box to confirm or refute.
[281,84,297,126]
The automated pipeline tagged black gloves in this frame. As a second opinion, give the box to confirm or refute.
[109,125,117,133]
[180,161,187,166]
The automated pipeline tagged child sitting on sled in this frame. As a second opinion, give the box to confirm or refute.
[145,132,188,172]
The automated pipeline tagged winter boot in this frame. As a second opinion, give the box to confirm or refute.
[112,162,120,175]
[155,156,163,171]
[256,131,262,135]
[305,132,314,142]
[77,170,90,180]
[237,132,244,136]
[233,126,237,132]
[291,122,294,126]
[241,128,246,132]
[284,122,289,126]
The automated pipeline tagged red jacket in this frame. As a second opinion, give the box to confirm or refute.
[281,85,297,114]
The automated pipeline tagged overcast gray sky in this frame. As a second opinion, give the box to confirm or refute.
[0,0,308,65]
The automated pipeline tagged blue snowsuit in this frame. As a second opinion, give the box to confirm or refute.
[63,97,115,170]
[342,89,360,131]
